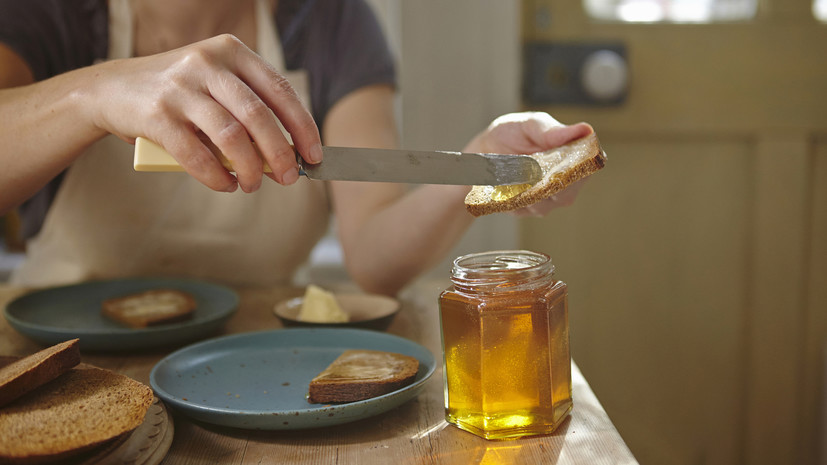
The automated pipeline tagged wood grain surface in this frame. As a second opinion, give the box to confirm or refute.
[0,280,636,464]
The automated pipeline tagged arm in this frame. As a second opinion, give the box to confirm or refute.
[326,84,474,296]
[327,88,594,296]
[0,35,322,215]
[0,42,93,215]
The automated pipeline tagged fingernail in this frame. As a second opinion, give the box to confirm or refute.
[308,143,323,164]
[283,167,299,185]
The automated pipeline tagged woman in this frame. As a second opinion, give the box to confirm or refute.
[0,0,592,295]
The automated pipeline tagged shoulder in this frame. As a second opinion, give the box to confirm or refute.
[278,0,395,128]
[0,0,107,80]
[280,0,387,46]
[287,0,396,90]
[315,0,386,38]
[0,0,106,31]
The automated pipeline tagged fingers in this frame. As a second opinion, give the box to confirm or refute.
[518,113,592,149]
[152,129,239,193]
[204,36,320,187]
[145,35,321,193]
[230,38,323,166]
[475,112,594,156]
[509,178,588,217]
[541,122,593,148]
[203,69,296,189]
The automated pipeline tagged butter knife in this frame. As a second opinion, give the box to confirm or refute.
[133,137,542,186]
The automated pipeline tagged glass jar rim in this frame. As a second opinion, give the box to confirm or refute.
[450,250,554,287]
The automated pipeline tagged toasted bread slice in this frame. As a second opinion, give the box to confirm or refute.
[102,289,195,328]
[0,359,154,464]
[464,132,606,216]
[308,350,419,403]
[0,339,80,408]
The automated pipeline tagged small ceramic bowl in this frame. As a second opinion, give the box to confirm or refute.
[273,293,400,331]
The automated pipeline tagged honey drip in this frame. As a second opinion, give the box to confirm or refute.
[491,183,532,201]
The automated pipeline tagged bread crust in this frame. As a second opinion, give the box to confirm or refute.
[465,132,606,216]
[0,339,80,408]
[0,358,154,464]
[308,350,419,403]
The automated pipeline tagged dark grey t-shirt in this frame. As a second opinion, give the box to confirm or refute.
[0,0,396,238]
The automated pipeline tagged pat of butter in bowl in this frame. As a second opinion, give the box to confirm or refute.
[297,285,349,323]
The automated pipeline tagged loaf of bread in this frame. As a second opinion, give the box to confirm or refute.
[0,359,154,464]
[308,350,419,403]
[464,132,606,216]
[102,288,196,328]
[0,339,80,408]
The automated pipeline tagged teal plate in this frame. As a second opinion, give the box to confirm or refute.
[149,328,436,430]
[4,278,238,351]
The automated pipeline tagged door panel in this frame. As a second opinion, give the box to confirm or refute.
[524,138,750,464]
[806,138,827,465]
[521,0,827,463]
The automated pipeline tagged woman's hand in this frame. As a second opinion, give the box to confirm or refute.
[89,34,322,193]
[463,111,593,217]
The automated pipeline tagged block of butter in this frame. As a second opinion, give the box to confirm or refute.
[297,285,349,323]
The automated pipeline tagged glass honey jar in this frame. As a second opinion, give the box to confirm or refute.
[439,250,572,440]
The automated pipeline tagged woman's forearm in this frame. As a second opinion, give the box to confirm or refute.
[0,67,108,214]
[340,183,473,296]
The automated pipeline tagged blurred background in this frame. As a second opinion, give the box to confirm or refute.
[2,0,826,463]
[373,0,827,463]
[519,1,826,464]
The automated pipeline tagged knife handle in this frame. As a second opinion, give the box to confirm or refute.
[134,136,307,175]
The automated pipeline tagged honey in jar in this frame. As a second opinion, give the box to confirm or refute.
[439,250,572,440]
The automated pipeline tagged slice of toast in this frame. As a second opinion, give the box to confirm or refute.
[0,339,80,408]
[102,289,196,328]
[464,132,606,216]
[0,359,154,464]
[307,350,419,403]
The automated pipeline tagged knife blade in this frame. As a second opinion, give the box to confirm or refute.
[133,137,542,186]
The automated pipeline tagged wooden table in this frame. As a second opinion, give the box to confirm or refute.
[0,280,637,465]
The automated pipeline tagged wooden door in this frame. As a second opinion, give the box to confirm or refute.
[520,0,827,463]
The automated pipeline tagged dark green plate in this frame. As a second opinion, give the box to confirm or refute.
[4,277,238,351]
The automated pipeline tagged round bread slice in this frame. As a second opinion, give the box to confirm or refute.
[0,361,154,464]
[464,132,606,217]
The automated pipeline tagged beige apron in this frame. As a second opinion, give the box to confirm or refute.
[11,0,330,287]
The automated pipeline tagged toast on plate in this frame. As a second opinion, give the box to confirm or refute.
[102,289,196,328]
[307,349,419,403]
